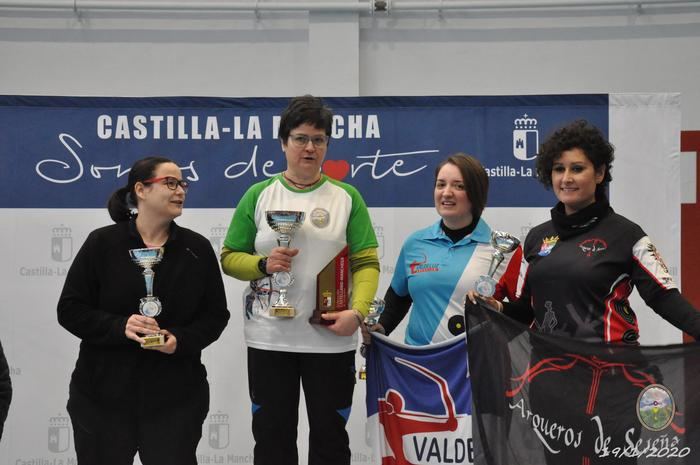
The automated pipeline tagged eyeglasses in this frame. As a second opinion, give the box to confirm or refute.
[288,133,329,148]
[142,176,189,192]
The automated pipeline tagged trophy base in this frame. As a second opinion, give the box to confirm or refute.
[358,366,367,380]
[475,275,497,297]
[308,309,335,325]
[270,306,296,318]
[141,333,165,348]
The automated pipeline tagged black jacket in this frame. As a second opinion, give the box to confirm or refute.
[0,339,10,441]
[57,219,230,404]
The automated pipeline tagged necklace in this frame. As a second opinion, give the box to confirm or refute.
[283,171,321,189]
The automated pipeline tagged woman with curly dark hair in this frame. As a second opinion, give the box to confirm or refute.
[535,119,614,206]
[471,119,700,464]
[479,119,700,343]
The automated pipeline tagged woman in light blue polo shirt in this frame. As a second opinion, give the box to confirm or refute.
[374,153,522,345]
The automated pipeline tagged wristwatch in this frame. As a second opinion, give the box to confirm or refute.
[258,257,270,276]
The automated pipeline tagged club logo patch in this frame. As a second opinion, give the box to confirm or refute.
[578,238,608,257]
[409,253,440,274]
[637,384,675,431]
[538,236,559,256]
[310,208,330,228]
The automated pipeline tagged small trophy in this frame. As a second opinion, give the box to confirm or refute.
[129,247,165,348]
[266,210,306,317]
[359,297,386,380]
[309,246,349,325]
[475,231,520,297]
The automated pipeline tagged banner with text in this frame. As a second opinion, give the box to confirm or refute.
[0,95,607,208]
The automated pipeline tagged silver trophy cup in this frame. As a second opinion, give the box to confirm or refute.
[475,231,520,297]
[129,247,165,347]
[359,297,386,380]
[266,210,306,317]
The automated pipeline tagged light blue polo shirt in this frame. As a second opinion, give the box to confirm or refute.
[391,218,519,345]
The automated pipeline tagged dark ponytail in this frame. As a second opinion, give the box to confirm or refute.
[107,156,174,223]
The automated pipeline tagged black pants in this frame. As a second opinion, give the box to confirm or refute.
[67,382,209,465]
[247,347,356,465]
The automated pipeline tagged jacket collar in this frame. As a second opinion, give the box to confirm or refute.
[127,217,180,246]
[550,193,612,240]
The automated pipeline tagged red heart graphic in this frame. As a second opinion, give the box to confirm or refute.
[322,159,350,181]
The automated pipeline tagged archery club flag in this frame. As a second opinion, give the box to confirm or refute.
[465,301,700,464]
[365,333,474,464]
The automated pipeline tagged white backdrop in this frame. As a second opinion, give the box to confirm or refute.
[0,93,683,464]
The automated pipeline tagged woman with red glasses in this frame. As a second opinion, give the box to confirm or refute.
[57,156,230,465]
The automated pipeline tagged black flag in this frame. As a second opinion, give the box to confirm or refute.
[466,301,700,464]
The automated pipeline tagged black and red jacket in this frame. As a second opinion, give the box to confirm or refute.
[504,197,700,344]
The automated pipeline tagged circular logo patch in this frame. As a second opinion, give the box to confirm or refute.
[310,208,330,228]
[637,384,675,431]
[448,315,466,336]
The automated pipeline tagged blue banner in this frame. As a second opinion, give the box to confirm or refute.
[0,95,608,208]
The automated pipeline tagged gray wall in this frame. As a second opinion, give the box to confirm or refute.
[1,3,699,127]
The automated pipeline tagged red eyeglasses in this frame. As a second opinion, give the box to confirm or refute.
[142,176,189,192]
